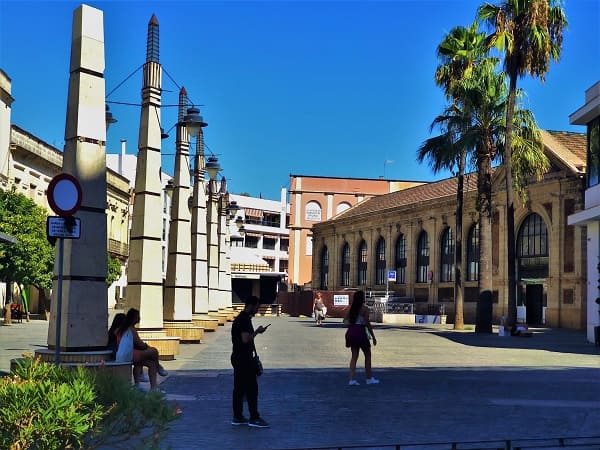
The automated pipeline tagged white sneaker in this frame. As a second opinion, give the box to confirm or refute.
[366,377,380,385]
[348,379,360,386]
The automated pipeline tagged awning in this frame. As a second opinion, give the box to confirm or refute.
[244,208,263,218]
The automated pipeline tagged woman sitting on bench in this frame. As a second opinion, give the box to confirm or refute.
[116,308,168,390]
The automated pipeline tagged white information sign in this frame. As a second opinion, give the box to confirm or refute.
[47,217,81,239]
[333,294,349,306]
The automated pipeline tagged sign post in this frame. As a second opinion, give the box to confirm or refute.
[386,270,397,299]
[46,174,82,365]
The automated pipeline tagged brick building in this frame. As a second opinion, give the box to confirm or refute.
[311,130,588,329]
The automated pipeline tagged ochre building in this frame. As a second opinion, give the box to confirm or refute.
[311,130,587,329]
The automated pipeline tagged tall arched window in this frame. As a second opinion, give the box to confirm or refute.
[416,231,429,283]
[375,237,386,285]
[517,213,549,278]
[341,243,350,286]
[440,227,454,282]
[319,246,329,290]
[466,223,479,281]
[395,234,406,284]
[357,240,367,285]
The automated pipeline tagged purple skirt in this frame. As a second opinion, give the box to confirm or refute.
[345,324,369,348]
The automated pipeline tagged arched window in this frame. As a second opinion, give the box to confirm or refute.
[517,213,549,278]
[319,246,329,290]
[336,202,351,215]
[357,240,368,285]
[341,243,350,287]
[305,201,322,222]
[466,223,479,281]
[375,237,386,285]
[395,234,406,284]
[440,227,454,282]
[416,231,429,283]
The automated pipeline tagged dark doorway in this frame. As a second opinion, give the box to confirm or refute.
[525,284,543,324]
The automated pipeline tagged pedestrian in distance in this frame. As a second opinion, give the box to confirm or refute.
[344,290,379,386]
[313,292,326,326]
[117,308,168,391]
[231,295,271,428]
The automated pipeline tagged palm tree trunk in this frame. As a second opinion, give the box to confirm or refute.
[505,74,518,325]
[454,150,466,330]
[478,147,493,293]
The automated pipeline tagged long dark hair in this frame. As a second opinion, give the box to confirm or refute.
[107,313,126,345]
[118,308,140,335]
[348,290,365,324]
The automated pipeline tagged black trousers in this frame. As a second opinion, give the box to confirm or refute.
[232,355,259,420]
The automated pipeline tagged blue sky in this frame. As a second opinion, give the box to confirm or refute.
[1,1,598,200]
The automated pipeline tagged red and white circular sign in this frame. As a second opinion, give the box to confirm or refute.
[46,173,82,216]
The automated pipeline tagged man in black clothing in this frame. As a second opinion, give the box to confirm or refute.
[231,295,270,428]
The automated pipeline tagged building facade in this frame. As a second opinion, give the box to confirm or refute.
[0,70,131,313]
[312,130,588,329]
[229,189,289,303]
[288,175,426,290]
[567,81,600,343]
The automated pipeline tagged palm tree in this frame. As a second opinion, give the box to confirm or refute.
[421,23,491,330]
[478,0,567,325]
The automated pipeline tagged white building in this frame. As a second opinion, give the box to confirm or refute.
[567,81,600,344]
[229,189,289,303]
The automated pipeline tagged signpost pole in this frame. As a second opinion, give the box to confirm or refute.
[386,275,389,299]
[54,238,64,366]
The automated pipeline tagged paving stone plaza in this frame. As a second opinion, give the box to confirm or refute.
[1,316,599,449]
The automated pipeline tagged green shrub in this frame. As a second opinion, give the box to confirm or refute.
[0,357,179,449]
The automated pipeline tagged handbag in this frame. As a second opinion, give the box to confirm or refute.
[253,353,263,376]
[115,329,134,362]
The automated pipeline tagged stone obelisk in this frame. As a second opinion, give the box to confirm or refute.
[207,165,221,313]
[164,88,192,322]
[191,136,208,314]
[127,15,165,330]
[217,179,230,309]
[47,4,108,350]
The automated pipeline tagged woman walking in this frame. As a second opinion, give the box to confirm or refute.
[344,290,379,386]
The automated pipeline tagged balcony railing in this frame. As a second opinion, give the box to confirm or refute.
[108,238,128,257]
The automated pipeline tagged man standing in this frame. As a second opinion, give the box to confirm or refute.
[231,295,270,428]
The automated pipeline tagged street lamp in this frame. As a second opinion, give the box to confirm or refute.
[205,155,221,181]
[105,104,117,130]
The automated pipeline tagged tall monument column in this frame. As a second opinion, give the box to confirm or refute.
[164,88,193,321]
[206,157,221,313]
[47,4,108,350]
[217,179,230,309]
[191,134,208,313]
[126,15,165,330]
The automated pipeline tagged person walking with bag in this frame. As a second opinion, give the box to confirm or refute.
[344,290,379,386]
[231,295,270,428]
[313,292,326,326]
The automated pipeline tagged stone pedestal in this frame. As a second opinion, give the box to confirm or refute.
[164,321,204,343]
[32,349,132,383]
[192,314,219,331]
[138,331,180,360]
[207,311,228,325]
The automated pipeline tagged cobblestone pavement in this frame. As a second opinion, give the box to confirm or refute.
[1,316,599,449]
